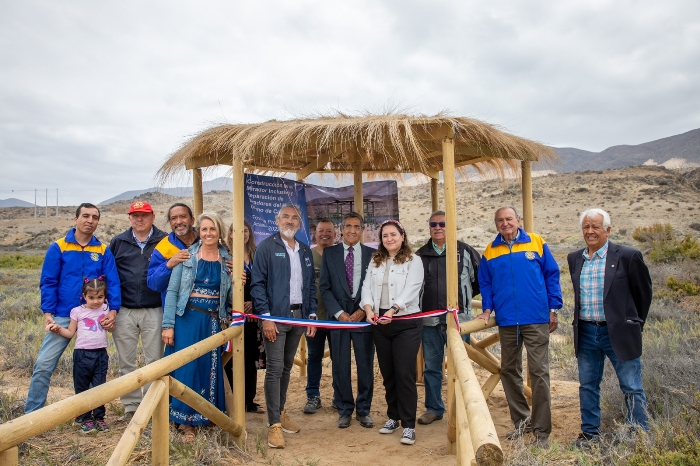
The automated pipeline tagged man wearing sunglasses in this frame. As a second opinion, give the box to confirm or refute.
[415,211,481,426]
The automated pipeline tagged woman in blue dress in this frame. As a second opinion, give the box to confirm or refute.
[162,211,232,442]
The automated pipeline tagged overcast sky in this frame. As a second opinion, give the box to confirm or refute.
[2,0,699,206]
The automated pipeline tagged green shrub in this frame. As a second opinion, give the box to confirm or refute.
[633,223,674,243]
[667,276,700,296]
[0,254,43,269]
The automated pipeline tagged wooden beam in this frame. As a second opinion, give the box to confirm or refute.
[107,379,167,466]
[430,178,439,212]
[0,447,18,466]
[193,168,203,219]
[152,376,170,465]
[0,324,242,452]
[354,151,364,242]
[185,152,234,170]
[297,151,332,180]
[169,377,243,437]
[231,160,246,446]
[443,137,458,455]
[447,327,504,465]
[482,373,501,399]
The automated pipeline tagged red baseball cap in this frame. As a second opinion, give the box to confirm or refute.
[129,201,154,214]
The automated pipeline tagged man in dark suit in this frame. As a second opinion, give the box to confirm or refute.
[567,208,652,447]
[319,212,376,429]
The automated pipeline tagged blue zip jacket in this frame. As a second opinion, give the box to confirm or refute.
[162,242,232,328]
[40,228,122,317]
[147,232,194,305]
[250,233,317,318]
[478,228,562,327]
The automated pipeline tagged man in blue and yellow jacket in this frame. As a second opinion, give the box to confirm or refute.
[477,206,562,448]
[147,203,199,304]
[25,203,121,413]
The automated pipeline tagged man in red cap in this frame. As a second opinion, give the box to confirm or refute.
[109,200,167,420]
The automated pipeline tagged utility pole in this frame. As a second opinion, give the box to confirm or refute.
[56,189,58,217]
[45,189,48,218]
[34,189,37,218]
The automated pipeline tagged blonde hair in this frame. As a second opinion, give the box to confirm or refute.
[198,212,227,245]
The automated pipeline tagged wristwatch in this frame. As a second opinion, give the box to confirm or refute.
[550,309,559,315]
[390,305,399,314]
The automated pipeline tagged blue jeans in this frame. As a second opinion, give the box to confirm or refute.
[422,324,447,416]
[578,321,648,436]
[306,327,330,398]
[25,316,72,413]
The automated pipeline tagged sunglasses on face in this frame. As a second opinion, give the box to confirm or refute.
[429,221,446,228]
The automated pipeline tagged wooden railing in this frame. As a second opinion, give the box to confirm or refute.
[0,325,243,466]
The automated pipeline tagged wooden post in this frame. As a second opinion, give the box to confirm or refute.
[521,160,533,232]
[152,376,170,466]
[0,446,18,466]
[231,160,246,446]
[354,151,364,243]
[455,379,477,465]
[430,177,439,212]
[193,167,204,219]
[298,336,308,376]
[107,379,167,466]
[520,160,534,396]
[447,328,504,465]
[442,136,459,454]
[416,344,424,384]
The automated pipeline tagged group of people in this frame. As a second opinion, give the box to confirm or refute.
[27,198,652,451]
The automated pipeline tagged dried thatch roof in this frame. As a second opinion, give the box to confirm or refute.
[156,112,557,184]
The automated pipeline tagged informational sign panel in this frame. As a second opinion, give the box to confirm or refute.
[244,174,311,245]
[244,175,398,248]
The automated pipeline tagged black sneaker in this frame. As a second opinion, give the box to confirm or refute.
[81,419,97,434]
[400,428,416,445]
[379,419,400,434]
[303,396,322,414]
[573,432,599,449]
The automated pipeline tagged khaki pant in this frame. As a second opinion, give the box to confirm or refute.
[113,307,164,412]
[498,323,551,438]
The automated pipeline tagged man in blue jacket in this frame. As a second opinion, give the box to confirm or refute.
[109,201,167,420]
[25,203,122,414]
[147,203,199,305]
[476,206,562,448]
[251,204,317,449]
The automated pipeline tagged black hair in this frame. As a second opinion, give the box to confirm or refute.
[343,212,365,227]
[82,276,107,296]
[75,203,100,219]
[167,203,194,220]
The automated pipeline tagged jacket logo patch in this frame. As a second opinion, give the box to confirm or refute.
[305,256,312,267]
[275,252,286,258]
[90,252,100,261]
[525,251,535,260]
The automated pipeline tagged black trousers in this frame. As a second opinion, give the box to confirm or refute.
[73,348,108,421]
[224,319,262,409]
[330,329,375,417]
[373,314,422,428]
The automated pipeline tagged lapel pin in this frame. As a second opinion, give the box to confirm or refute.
[611,265,615,267]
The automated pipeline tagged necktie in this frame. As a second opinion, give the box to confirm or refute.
[345,246,354,292]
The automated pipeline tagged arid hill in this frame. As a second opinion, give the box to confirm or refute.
[1,166,698,253]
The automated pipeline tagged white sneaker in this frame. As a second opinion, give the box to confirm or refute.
[379,419,400,434]
[400,428,416,445]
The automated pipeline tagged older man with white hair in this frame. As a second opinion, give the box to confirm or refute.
[567,208,652,448]
[251,204,317,449]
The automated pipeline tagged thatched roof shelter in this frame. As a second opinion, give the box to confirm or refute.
[153,112,551,460]
[157,112,556,183]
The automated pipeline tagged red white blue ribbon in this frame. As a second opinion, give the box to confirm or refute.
[223,308,462,351]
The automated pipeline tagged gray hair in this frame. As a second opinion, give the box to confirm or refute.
[275,203,302,219]
[579,208,611,228]
[198,211,227,242]
[429,210,446,221]
[494,206,520,222]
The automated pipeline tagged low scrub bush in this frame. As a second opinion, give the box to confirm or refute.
[0,254,43,269]
[632,223,674,243]
[666,275,700,296]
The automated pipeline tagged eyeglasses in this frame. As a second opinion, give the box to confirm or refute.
[429,222,446,228]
